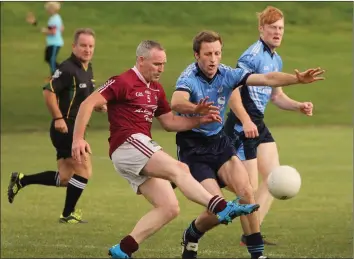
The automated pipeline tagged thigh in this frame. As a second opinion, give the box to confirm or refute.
[139,177,179,207]
[50,119,74,160]
[257,142,280,180]
[111,133,162,193]
[218,156,251,195]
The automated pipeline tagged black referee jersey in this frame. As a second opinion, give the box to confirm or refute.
[43,53,95,119]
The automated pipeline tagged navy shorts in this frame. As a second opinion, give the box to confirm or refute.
[225,120,275,161]
[176,131,236,188]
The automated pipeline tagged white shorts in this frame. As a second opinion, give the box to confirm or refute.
[111,133,162,193]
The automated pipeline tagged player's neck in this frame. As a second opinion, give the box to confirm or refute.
[81,62,89,70]
[133,66,151,85]
[260,36,276,53]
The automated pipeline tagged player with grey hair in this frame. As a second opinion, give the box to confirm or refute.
[71,39,260,258]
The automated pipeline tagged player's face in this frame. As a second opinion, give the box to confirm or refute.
[260,18,284,49]
[195,41,222,79]
[141,48,166,82]
[72,34,95,64]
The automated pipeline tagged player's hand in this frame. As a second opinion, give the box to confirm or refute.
[299,102,313,116]
[199,114,222,125]
[194,97,220,115]
[243,120,259,138]
[72,139,92,164]
[26,12,37,25]
[41,27,48,33]
[94,104,107,113]
[295,67,325,84]
[54,119,68,133]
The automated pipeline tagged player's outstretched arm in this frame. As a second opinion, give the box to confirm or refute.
[156,111,222,132]
[246,67,325,88]
[171,91,219,115]
[72,92,107,163]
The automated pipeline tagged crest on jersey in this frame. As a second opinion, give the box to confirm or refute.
[52,69,62,79]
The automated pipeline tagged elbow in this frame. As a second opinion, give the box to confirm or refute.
[271,93,279,103]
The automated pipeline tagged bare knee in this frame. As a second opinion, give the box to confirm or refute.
[159,201,180,221]
[71,159,92,179]
[169,162,191,182]
[177,162,190,174]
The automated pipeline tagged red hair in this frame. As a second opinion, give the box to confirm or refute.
[257,6,284,26]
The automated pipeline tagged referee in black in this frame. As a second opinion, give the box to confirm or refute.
[7,28,106,223]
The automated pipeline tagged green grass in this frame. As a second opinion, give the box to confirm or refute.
[1,2,352,258]
[0,2,352,132]
[1,127,352,258]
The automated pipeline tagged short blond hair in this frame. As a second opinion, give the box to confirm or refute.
[44,2,61,12]
[257,6,284,27]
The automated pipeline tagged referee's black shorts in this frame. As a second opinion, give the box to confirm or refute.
[50,118,74,160]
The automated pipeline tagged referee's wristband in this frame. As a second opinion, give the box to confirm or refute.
[53,117,64,121]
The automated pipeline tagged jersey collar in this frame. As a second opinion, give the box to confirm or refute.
[70,53,92,70]
[259,38,275,58]
[195,62,221,84]
[132,66,151,88]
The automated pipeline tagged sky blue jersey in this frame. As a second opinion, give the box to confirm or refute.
[175,62,250,136]
[46,14,64,47]
[235,39,283,121]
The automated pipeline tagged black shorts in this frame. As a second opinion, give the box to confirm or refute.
[226,121,275,161]
[177,132,236,188]
[50,118,74,160]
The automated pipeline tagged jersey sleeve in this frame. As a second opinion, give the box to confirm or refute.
[43,66,72,94]
[155,86,172,117]
[97,76,127,102]
[225,67,251,90]
[237,54,258,73]
[175,77,194,94]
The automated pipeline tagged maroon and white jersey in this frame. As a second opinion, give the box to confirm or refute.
[98,67,171,157]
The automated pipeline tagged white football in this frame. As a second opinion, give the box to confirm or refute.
[267,165,301,200]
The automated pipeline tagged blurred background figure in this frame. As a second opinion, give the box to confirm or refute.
[26,1,64,82]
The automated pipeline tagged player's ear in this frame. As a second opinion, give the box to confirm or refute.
[137,56,144,65]
[194,51,199,61]
[259,25,264,34]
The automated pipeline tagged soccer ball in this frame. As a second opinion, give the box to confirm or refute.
[267,165,301,200]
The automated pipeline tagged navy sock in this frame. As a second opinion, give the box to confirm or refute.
[185,219,205,243]
[246,232,264,259]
